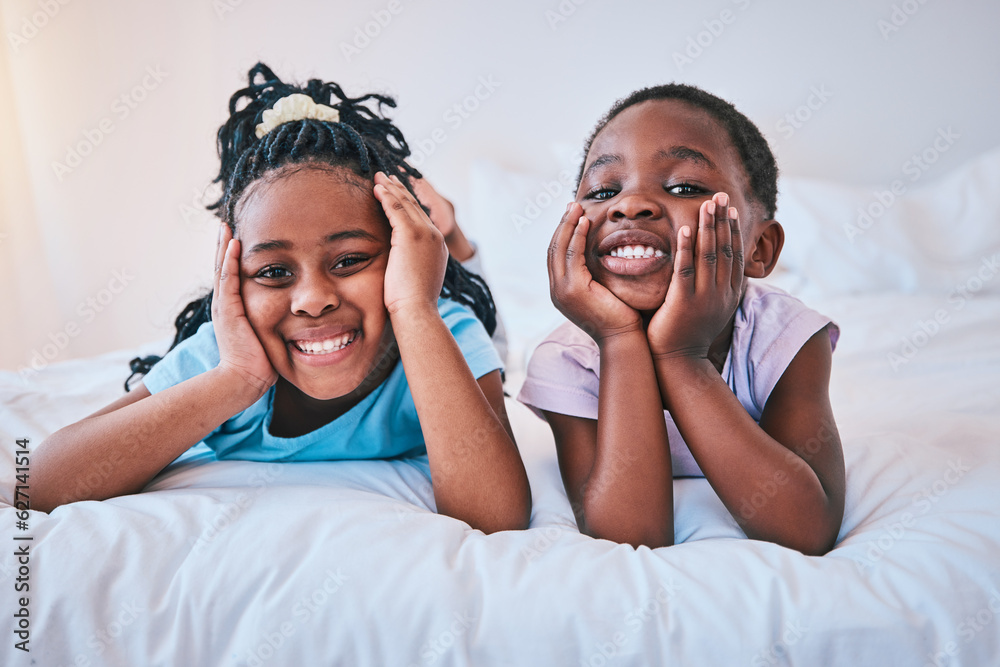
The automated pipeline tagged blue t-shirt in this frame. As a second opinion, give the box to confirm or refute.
[142,298,502,462]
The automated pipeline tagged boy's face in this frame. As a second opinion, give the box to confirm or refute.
[235,167,397,401]
[576,99,760,313]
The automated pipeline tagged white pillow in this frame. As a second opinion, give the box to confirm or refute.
[776,144,1000,298]
[466,159,579,374]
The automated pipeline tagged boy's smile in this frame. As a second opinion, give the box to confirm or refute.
[235,166,397,406]
[577,98,758,313]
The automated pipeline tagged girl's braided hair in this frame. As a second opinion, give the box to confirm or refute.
[126,63,496,390]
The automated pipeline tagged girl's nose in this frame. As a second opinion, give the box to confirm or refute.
[607,190,663,222]
[290,273,340,317]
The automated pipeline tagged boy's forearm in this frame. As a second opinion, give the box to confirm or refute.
[585,330,674,548]
[390,305,531,533]
[31,368,259,512]
[653,357,837,554]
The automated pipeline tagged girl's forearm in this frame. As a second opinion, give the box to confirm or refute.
[654,357,837,554]
[586,330,674,548]
[31,368,260,512]
[390,305,531,533]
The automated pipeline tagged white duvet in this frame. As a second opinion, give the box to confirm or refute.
[2,292,999,666]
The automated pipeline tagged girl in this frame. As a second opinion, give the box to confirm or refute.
[518,85,845,555]
[32,64,531,534]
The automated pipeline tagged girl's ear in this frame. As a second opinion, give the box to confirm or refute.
[744,220,784,279]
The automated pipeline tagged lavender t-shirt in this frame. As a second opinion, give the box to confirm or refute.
[516,282,839,477]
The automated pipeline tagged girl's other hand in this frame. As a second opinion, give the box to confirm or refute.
[374,172,448,317]
[548,202,642,345]
[647,192,744,359]
[213,223,278,400]
[410,176,475,262]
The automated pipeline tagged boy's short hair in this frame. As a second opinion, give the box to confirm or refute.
[579,84,779,220]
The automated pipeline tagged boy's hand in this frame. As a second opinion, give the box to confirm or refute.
[549,203,642,345]
[374,172,448,317]
[647,193,744,359]
[213,223,278,400]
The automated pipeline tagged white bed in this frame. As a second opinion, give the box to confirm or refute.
[3,149,1000,666]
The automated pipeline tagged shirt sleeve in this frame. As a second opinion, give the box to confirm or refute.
[516,325,600,421]
[141,321,220,394]
[439,298,504,380]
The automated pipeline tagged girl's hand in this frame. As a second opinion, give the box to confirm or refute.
[647,193,744,359]
[410,176,475,262]
[373,172,448,317]
[548,203,642,345]
[212,223,278,399]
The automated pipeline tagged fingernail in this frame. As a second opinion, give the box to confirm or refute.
[681,226,691,237]
[718,193,729,207]
[707,201,716,216]
[566,202,573,212]
[729,207,738,219]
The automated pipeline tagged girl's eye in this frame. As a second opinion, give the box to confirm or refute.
[584,187,619,201]
[667,183,707,196]
[333,255,369,271]
[255,266,291,280]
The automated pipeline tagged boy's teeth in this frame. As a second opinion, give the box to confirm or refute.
[611,245,664,258]
[294,333,355,354]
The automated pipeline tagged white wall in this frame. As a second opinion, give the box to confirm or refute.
[2,0,999,371]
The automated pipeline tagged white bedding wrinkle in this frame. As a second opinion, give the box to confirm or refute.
[1,294,999,665]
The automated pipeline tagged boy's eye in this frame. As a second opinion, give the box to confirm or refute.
[584,187,619,201]
[667,182,707,196]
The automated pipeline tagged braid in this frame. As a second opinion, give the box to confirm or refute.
[127,62,497,389]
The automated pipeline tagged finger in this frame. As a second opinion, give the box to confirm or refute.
[218,238,243,313]
[696,197,718,293]
[548,203,582,284]
[672,225,695,295]
[214,224,232,296]
[565,215,591,278]
[730,207,745,291]
[376,174,428,231]
[716,199,734,286]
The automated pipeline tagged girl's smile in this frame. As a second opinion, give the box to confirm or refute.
[235,166,396,404]
[577,98,757,312]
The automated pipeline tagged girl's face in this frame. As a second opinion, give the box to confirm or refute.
[576,99,758,313]
[235,167,395,401]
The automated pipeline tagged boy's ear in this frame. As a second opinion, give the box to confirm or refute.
[744,219,784,278]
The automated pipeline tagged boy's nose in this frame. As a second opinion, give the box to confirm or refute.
[607,192,663,222]
[290,273,340,317]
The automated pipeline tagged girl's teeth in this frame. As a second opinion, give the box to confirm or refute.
[295,333,354,354]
